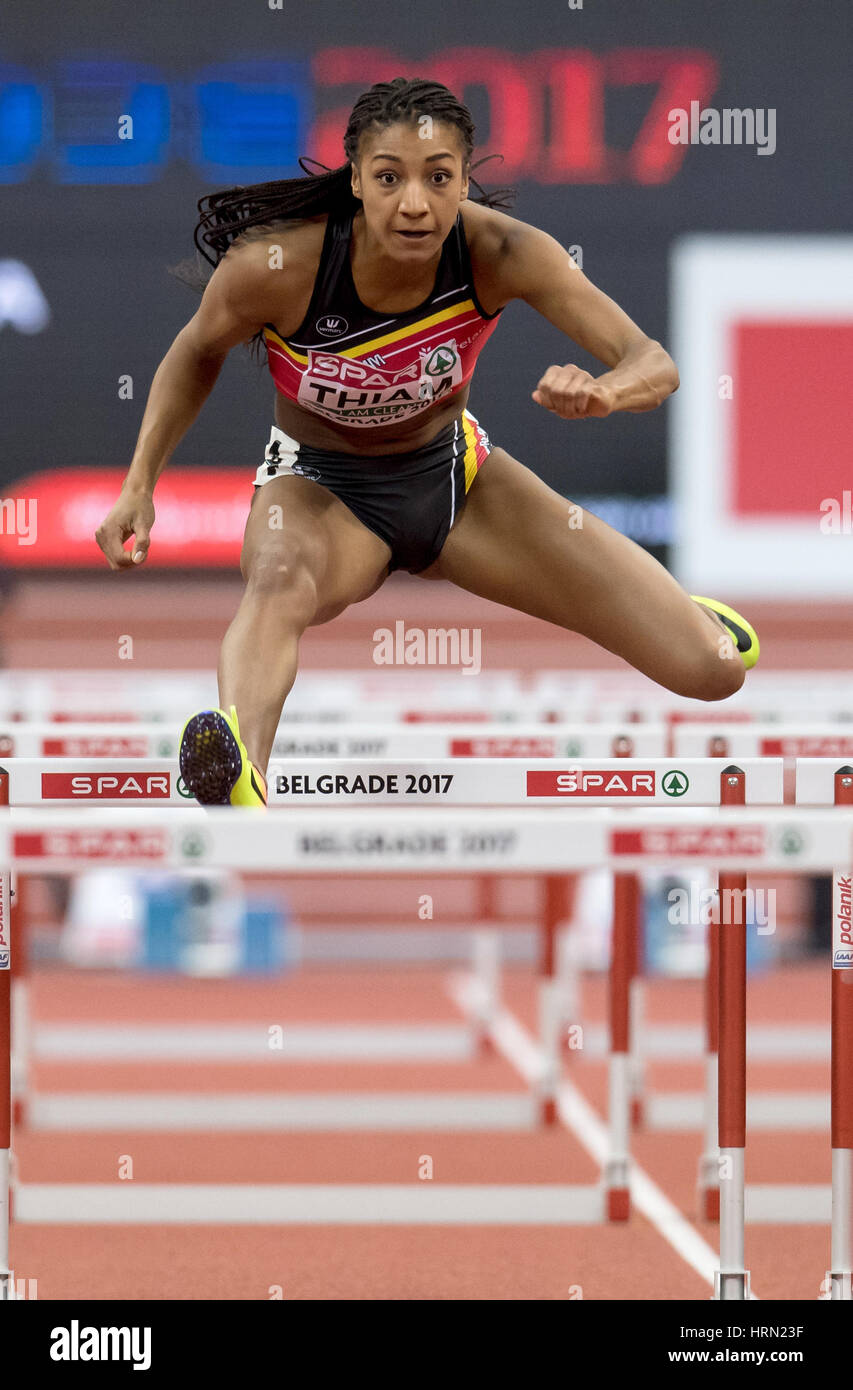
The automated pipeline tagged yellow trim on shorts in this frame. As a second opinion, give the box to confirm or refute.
[461,412,480,493]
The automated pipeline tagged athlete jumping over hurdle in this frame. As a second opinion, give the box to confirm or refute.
[95,78,759,807]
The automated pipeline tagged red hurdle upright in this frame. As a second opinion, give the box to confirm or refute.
[605,872,641,1220]
[715,765,750,1299]
[698,736,733,1225]
[828,766,853,1300]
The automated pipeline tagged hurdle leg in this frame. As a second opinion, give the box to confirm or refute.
[715,898,749,1298]
[699,917,721,1221]
[714,766,751,1300]
[702,735,729,1223]
[604,873,639,1220]
[471,896,501,1057]
[828,795,853,1297]
[628,897,645,1128]
[538,876,568,1125]
[10,873,29,1130]
[556,915,581,1053]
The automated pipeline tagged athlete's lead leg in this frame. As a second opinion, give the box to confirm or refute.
[218,475,392,772]
[425,446,746,700]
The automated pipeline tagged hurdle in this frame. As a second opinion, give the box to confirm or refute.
[1,728,667,1127]
[0,719,668,759]
[795,759,853,1301]
[6,665,853,728]
[0,755,783,1138]
[2,800,853,1300]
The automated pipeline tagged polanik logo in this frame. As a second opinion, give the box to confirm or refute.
[316,315,348,338]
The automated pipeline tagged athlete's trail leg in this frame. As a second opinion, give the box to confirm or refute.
[424,446,746,700]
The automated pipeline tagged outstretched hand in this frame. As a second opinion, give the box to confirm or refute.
[532,364,615,419]
[95,488,156,570]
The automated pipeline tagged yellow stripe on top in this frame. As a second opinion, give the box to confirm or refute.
[263,299,479,367]
[461,411,480,493]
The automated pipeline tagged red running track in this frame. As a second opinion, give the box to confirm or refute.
[9,962,833,1300]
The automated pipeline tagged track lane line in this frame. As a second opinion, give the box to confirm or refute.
[448,972,760,1300]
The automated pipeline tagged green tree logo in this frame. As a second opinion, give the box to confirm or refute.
[424,346,457,376]
[180,831,207,859]
[779,828,805,857]
[662,770,689,797]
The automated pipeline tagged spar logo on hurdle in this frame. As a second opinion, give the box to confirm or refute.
[611,825,767,857]
[40,772,171,798]
[13,829,170,861]
[41,737,151,757]
[526,768,657,796]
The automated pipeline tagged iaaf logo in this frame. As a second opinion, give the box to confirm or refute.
[41,773,171,799]
[835,875,853,969]
[527,769,655,797]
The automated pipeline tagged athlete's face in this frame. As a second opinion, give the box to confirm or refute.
[351,120,469,259]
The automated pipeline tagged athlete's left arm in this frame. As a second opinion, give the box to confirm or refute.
[497,221,679,419]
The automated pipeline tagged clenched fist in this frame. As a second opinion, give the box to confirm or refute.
[532,364,615,419]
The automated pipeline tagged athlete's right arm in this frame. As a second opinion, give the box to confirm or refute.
[95,240,275,570]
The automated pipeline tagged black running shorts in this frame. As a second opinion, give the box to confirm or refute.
[253,409,492,574]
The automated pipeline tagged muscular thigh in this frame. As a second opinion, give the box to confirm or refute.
[242,475,392,625]
[425,445,721,681]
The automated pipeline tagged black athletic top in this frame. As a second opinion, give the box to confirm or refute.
[262,203,503,430]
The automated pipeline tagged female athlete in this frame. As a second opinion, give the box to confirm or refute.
[95,77,759,807]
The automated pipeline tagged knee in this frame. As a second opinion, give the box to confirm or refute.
[676,649,746,702]
[243,539,321,628]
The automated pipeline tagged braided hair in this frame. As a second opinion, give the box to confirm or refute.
[171,77,515,355]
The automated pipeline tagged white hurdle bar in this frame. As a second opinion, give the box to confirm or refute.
[6,665,853,727]
[1,801,853,1299]
[0,720,668,759]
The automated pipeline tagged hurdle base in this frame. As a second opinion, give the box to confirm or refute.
[0,1270,19,1301]
[606,1187,631,1222]
[713,1270,751,1301]
[473,1029,496,1059]
[539,1095,558,1127]
[698,1154,721,1223]
[825,1270,853,1301]
[603,1158,631,1221]
[700,1186,720,1223]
